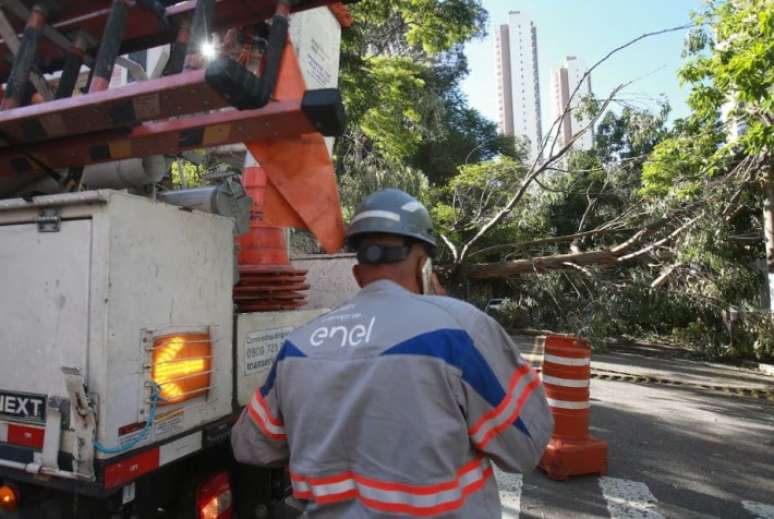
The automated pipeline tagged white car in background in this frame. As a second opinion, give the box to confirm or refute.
[485,298,508,314]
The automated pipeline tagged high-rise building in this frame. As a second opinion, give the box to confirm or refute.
[494,24,514,137]
[552,56,593,151]
[494,12,543,161]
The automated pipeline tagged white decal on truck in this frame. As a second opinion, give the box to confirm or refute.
[244,327,294,376]
[0,391,46,422]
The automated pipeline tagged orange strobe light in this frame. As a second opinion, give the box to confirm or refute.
[151,334,212,404]
[0,484,19,512]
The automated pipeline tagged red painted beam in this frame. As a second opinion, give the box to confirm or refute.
[0,69,228,145]
[0,0,343,84]
[0,98,317,176]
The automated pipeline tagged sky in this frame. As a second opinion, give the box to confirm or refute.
[461,0,705,130]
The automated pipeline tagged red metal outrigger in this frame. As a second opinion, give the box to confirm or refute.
[0,0,350,200]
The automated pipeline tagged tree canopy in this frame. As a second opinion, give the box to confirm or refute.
[334,0,773,360]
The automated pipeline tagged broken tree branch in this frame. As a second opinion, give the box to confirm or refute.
[457,83,626,263]
[462,158,750,279]
[454,23,695,265]
[439,232,459,263]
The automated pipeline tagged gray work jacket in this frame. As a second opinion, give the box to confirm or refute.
[232,279,553,517]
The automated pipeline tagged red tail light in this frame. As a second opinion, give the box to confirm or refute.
[197,471,233,519]
[0,484,19,512]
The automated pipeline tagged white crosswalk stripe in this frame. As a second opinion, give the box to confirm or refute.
[495,467,522,519]
[598,476,665,519]
[743,500,774,519]
[496,472,767,518]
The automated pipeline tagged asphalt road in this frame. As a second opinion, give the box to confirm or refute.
[500,338,774,518]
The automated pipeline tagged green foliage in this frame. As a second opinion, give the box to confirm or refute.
[680,0,773,153]
[337,146,431,219]
[595,104,671,161]
[643,0,772,197]
[337,0,493,191]
[336,0,771,363]
[475,97,765,360]
[749,315,774,360]
[341,56,428,160]
[346,0,487,55]
[640,119,726,198]
[429,157,532,261]
[169,158,205,188]
[411,103,518,184]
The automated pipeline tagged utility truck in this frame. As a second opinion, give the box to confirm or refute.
[0,0,352,517]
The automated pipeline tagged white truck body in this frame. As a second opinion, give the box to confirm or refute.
[0,191,234,482]
[0,190,326,500]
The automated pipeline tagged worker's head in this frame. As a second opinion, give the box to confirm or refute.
[346,189,437,294]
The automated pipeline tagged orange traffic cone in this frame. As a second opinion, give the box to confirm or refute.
[538,335,608,480]
[235,165,309,313]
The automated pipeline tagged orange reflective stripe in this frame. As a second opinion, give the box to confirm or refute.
[247,389,286,441]
[290,456,493,516]
[469,364,540,448]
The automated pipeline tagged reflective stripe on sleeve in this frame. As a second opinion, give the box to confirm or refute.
[247,389,286,441]
[468,364,541,449]
[291,456,492,516]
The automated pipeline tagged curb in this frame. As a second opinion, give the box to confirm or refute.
[591,369,774,402]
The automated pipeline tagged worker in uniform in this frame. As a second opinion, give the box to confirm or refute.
[232,189,553,517]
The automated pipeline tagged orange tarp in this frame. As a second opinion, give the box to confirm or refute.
[245,40,345,253]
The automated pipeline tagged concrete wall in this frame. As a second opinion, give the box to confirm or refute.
[292,254,359,310]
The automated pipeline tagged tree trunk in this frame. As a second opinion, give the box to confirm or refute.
[465,250,620,279]
[762,166,774,311]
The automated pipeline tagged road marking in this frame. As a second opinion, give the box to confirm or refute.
[495,467,522,518]
[743,500,774,519]
[599,477,665,519]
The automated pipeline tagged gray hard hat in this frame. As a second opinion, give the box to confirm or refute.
[346,189,437,248]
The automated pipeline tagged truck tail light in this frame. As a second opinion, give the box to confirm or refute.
[151,333,212,404]
[0,484,19,512]
[197,471,233,519]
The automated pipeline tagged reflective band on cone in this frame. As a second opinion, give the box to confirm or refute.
[542,375,590,388]
[544,354,590,366]
[547,398,591,410]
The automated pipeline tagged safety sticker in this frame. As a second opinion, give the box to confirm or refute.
[117,422,147,448]
[154,409,185,437]
[244,326,294,376]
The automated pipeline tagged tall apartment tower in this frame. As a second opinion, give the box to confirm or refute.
[494,12,544,161]
[494,24,514,136]
[552,56,593,151]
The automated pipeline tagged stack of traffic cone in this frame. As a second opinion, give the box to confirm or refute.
[234,164,309,312]
[538,335,608,480]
